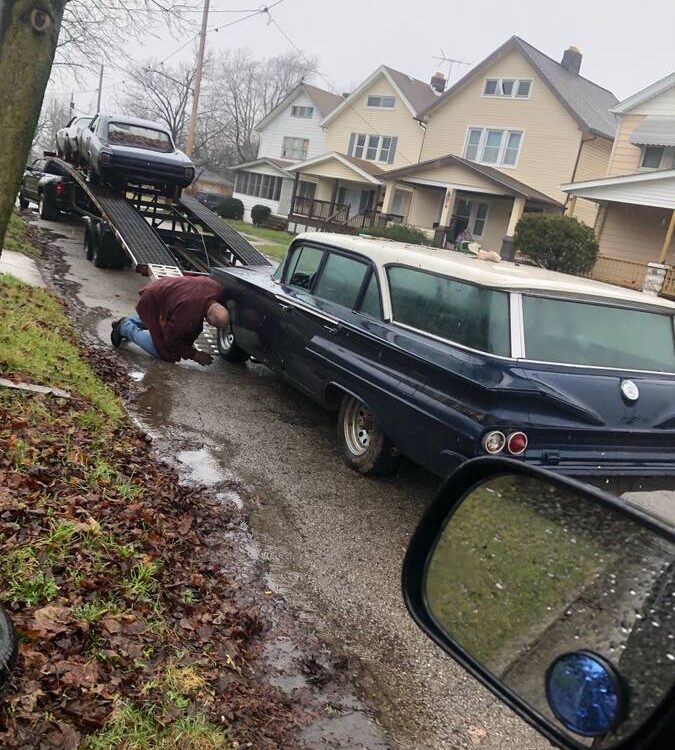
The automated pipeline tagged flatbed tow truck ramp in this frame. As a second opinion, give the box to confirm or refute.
[43,155,272,279]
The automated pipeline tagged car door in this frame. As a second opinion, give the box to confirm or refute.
[24,159,45,200]
[278,244,377,401]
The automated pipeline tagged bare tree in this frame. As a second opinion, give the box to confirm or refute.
[118,61,195,146]
[32,96,73,154]
[201,49,318,166]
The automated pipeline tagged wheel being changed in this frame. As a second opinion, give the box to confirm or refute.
[0,606,17,691]
[216,323,249,363]
[337,394,398,475]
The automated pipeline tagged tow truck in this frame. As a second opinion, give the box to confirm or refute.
[36,153,272,279]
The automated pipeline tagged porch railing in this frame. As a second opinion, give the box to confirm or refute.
[345,209,404,230]
[661,267,675,299]
[291,196,349,220]
[585,255,647,290]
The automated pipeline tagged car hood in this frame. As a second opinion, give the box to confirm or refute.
[105,144,193,167]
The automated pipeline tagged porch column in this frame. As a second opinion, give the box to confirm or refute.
[567,195,578,217]
[381,181,398,214]
[439,187,456,226]
[659,209,675,264]
[329,179,339,214]
[594,202,608,241]
[501,195,526,261]
[374,184,383,212]
[289,172,300,215]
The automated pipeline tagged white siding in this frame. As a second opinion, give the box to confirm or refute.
[258,91,327,161]
[630,87,675,116]
[232,162,292,221]
[570,177,675,210]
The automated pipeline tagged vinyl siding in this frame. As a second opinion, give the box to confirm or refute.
[569,136,613,225]
[420,48,584,202]
[258,91,327,161]
[607,115,645,177]
[630,86,675,116]
[408,186,443,228]
[324,74,425,170]
[599,204,674,264]
[300,159,377,183]
[404,162,506,194]
[232,162,292,221]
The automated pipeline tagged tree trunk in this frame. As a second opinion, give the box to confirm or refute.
[0,0,65,258]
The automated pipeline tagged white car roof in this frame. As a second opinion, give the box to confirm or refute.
[295,232,675,310]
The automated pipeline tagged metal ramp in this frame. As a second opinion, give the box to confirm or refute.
[178,194,272,267]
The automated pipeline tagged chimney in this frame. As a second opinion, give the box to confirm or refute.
[561,46,582,76]
[430,71,446,94]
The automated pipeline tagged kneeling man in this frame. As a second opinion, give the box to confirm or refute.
[111,275,230,366]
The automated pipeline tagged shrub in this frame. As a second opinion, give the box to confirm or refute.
[251,204,272,226]
[215,196,244,220]
[360,224,429,245]
[513,213,599,275]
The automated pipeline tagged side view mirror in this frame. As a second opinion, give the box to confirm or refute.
[403,458,675,749]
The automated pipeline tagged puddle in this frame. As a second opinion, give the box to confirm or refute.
[176,447,234,485]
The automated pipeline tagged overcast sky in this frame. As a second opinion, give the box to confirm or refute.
[51,0,675,115]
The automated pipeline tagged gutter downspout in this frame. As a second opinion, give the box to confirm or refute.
[564,133,596,212]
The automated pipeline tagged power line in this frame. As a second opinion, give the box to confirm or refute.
[268,13,419,166]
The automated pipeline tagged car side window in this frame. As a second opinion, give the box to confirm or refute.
[285,245,324,290]
[358,271,382,319]
[314,253,369,309]
[387,266,510,356]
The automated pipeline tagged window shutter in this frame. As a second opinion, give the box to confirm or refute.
[388,137,398,164]
[348,133,356,157]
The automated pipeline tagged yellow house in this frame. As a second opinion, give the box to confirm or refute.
[379,36,618,256]
[562,71,675,296]
[286,65,438,231]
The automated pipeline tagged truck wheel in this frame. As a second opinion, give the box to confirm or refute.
[337,394,398,475]
[38,192,58,221]
[217,323,249,363]
[18,193,29,209]
[0,606,17,691]
[84,223,94,261]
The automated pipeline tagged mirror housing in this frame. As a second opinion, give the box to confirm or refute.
[403,457,675,750]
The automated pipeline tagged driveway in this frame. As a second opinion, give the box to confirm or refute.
[33,211,663,750]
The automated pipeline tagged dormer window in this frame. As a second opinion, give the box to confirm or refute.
[483,78,532,98]
[641,145,666,169]
[291,105,314,118]
[367,95,395,108]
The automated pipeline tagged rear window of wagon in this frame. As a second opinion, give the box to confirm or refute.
[523,295,675,372]
[386,266,510,356]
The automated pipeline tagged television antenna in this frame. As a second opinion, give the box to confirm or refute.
[433,49,471,81]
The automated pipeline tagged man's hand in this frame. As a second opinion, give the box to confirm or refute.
[190,349,213,366]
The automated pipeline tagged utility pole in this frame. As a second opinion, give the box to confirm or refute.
[96,63,104,113]
[185,0,210,158]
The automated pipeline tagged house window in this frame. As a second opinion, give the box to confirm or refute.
[367,95,395,108]
[454,199,489,238]
[483,78,532,98]
[235,170,283,201]
[298,180,316,199]
[463,127,524,167]
[291,105,314,118]
[641,146,664,169]
[282,136,309,160]
[349,132,398,163]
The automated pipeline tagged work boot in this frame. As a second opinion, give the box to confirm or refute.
[110,318,126,348]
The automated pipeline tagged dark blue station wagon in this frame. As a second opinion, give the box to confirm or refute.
[211,234,675,485]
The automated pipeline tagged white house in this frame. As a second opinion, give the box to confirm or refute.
[231,82,343,221]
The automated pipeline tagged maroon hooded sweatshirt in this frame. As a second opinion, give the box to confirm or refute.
[136,276,223,362]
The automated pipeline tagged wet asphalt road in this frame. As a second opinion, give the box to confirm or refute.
[33,213,674,749]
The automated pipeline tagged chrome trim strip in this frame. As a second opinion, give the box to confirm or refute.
[391,321,515,361]
[510,292,525,359]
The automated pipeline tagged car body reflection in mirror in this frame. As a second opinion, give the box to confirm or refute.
[403,458,675,749]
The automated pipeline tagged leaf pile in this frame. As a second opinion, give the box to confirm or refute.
[0,391,306,749]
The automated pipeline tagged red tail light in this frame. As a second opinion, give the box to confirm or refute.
[507,431,528,455]
[56,182,66,195]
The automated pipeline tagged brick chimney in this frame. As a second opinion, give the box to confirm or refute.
[561,46,582,76]
[430,71,447,94]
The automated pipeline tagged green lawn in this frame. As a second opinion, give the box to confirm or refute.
[4,210,40,258]
[224,219,293,260]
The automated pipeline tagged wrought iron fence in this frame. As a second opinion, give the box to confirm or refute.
[586,255,647,290]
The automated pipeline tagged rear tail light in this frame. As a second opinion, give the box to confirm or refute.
[507,431,528,455]
[184,166,195,180]
[482,430,506,455]
[56,182,66,195]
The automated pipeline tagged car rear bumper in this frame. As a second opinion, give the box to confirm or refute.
[102,158,193,188]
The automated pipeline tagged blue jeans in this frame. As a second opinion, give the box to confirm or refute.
[120,314,159,358]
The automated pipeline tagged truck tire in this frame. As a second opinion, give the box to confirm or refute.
[84,222,94,261]
[217,323,249,362]
[0,607,17,691]
[337,394,398,475]
[18,193,29,209]
[38,191,58,221]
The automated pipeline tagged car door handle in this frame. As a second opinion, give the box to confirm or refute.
[279,302,293,312]
[323,323,339,335]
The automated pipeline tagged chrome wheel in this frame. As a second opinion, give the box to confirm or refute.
[343,398,373,457]
[218,325,234,352]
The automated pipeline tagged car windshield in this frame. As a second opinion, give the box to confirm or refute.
[107,122,173,153]
[523,295,675,372]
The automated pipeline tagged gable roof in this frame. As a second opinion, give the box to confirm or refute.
[286,151,384,184]
[610,71,675,114]
[230,157,295,175]
[320,65,437,126]
[420,36,618,139]
[384,153,563,207]
[255,82,343,132]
